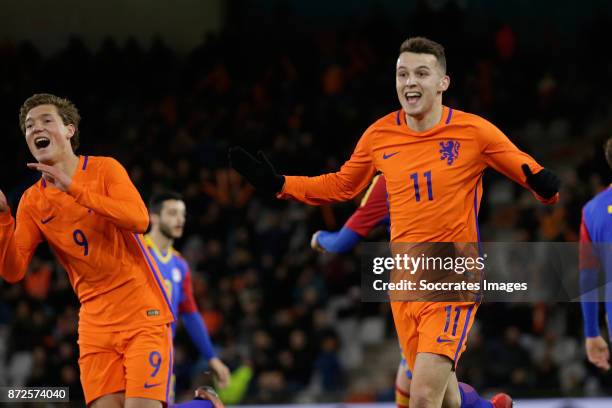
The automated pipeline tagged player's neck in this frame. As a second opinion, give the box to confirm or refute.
[48,152,80,179]
[405,103,443,132]
[149,229,173,254]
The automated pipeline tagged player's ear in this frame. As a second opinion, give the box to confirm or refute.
[66,124,76,138]
[438,75,450,93]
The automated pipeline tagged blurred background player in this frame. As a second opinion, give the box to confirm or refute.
[580,137,612,372]
[230,36,561,408]
[309,174,413,407]
[146,191,231,402]
[0,94,174,407]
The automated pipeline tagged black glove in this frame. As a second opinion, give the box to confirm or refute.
[521,164,560,199]
[228,147,285,194]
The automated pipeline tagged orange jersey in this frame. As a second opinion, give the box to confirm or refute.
[279,106,558,242]
[0,155,173,332]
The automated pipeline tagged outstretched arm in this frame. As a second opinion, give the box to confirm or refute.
[230,129,377,205]
[278,137,376,205]
[479,120,560,204]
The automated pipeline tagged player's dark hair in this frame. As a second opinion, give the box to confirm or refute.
[399,37,446,73]
[605,138,612,169]
[149,191,184,215]
[19,93,81,152]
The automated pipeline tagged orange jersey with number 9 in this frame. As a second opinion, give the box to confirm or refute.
[0,155,173,332]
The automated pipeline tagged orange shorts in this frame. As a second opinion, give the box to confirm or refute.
[78,324,173,406]
[391,301,477,372]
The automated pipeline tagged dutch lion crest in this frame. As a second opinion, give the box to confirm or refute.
[439,140,460,165]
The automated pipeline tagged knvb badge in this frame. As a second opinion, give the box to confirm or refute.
[439,140,460,165]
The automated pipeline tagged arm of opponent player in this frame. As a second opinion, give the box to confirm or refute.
[229,128,377,205]
[478,120,560,204]
[179,268,231,388]
[28,158,149,232]
[0,190,42,282]
[311,228,362,253]
[579,213,610,370]
[312,174,389,253]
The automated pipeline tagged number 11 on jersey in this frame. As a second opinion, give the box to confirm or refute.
[410,170,434,202]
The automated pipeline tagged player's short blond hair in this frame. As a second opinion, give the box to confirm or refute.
[19,93,81,152]
[399,37,446,74]
[605,138,612,169]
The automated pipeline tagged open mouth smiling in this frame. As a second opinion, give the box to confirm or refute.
[34,137,51,149]
[405,92,422,103]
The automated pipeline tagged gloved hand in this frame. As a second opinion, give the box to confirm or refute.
[228,147,285,194]
[521,164,560,199]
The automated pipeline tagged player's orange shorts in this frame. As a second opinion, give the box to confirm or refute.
[78,323,173,406]
[391,301,478,373]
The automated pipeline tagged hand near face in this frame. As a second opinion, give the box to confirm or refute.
[27,163,72,192]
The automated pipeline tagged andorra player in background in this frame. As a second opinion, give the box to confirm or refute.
[0,94,174,408]
[309,174,412,407]
[145,191,231,402]
[580,137,612,372]
[230,37,561,408]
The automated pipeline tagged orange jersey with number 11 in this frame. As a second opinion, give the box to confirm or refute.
[279,106,558,243]
[278,106,558,371]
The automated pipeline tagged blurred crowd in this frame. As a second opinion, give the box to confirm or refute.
[1,0,612,403]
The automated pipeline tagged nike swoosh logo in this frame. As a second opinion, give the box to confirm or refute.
[144,382,161,389]
[41,216,55,224]
[436,336,454,343]
[383,151,400,160]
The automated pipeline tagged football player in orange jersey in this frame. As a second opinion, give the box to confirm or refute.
[0,94,174,408]
[230,37,561,407]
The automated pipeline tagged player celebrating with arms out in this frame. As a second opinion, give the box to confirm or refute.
[0,94,174,408]
[145,192,231,401]
[230,37,560,407]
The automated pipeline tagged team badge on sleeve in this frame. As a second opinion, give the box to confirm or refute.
[439,140,460,165]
